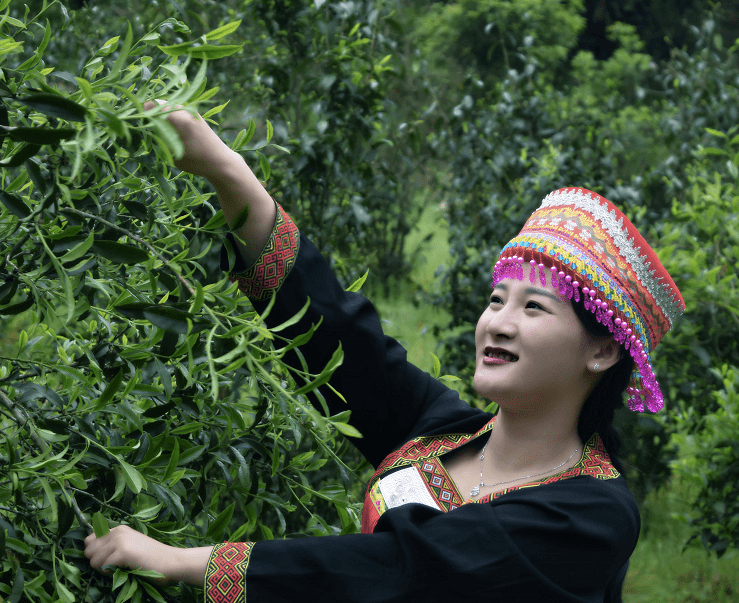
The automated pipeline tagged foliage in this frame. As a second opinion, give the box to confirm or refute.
[250,0,421,288]
[412,0,585,89]
[0,4,362,602]
[670,366,739,558]
[661,129,739,557]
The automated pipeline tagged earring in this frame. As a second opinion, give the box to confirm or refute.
[593,363,600,371]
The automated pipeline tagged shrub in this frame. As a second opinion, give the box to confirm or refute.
[0,5,360,601]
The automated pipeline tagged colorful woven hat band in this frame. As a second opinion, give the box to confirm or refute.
[492,187,685,412]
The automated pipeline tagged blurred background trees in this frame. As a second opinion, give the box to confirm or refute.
[1,0,738,601]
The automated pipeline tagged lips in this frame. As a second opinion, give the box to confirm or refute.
[483,346,519,362]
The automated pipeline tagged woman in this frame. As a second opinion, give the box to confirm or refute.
[84,106,684,602]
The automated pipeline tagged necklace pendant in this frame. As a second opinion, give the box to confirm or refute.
[470,485,480,497]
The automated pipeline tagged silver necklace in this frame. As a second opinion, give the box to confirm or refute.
[470,438,580,497]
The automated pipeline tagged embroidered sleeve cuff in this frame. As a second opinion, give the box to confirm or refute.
[222,203,300,300]
[204,542,255,603]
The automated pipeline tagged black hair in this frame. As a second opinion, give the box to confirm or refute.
[571,299,633,476]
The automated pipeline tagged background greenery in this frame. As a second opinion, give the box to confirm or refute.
[0,0,737,601]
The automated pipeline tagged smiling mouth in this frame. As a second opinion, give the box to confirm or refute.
[484,347,519,362]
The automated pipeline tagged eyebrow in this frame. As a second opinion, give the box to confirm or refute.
[493,283,563,304]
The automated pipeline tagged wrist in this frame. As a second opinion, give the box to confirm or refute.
[205,147,250,191]
[168,546,214,586]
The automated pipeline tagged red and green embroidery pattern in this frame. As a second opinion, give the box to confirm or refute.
[474,432,620,503]
[362,420,621,532]
[205,542,255,603]
[368,420,496,492]
[419,458,464,512]
[231,204,299,300]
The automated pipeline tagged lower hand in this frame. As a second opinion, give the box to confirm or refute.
[84,525,177,585]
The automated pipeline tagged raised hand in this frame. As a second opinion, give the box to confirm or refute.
[144,99,277,264]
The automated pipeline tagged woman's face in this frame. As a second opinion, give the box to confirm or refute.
[473,277,596,411]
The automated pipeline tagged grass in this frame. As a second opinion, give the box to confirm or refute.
[368,200,456,374]
[625,481,739,602]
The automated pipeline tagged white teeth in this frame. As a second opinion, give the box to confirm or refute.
[486,350,518,361]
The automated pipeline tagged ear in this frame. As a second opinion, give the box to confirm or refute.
[587,338,621,374]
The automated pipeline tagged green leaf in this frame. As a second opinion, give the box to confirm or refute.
[431,353,441,378]
[114,302,151,319]
[705,128,728,138]
[345,270,369,292]
[202,209,227,230]
[202,102,229,120]
[170,422,204,435]
[0,189,32,218]
[232,119,256,149]
[206,502,235,540]
[143,306,193,334]
[270,298,310,333]
[9,566,24,603]
[333,421,363,438]
[230,205,250,231]
[700,147,728,156]
[60,230,94,263]
[158,41,193,56]
[0,297,34,316]
[119,459,145,494]
[112,569,128,591]
[151,117,185,159]
[0,126,77,145]
[97,369,125,408]
[91,240,150,265]
[186,44,243,59]
[0,144,41,167]
[257,151,271,181]
[163,439,180,481]
[92,512,110,537]
[293,344,343,395]
[205,20,242,41]
[111,22,134,77]
[16,93,87,122]
[37,18,52,55]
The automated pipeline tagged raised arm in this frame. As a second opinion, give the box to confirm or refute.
[145,101,275,265]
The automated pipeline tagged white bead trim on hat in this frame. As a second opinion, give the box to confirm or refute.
[538,189,683,327]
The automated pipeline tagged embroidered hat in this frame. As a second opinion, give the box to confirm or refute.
[492,187,684,412]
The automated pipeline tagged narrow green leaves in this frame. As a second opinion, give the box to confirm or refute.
[205,20,242,41]
[143,306,193,334]
[97,369,124,408]
[159,44,243,59]
[15,93,87,122]
[0,189,31,218]
[0,126,77,145]
[206,502,235,540]
[91,241,150,265]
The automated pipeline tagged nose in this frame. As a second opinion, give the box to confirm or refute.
[482,305,518,339]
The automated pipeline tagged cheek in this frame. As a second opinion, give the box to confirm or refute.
[474,310,489,344]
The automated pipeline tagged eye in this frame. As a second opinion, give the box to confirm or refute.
[489,294,503,305]
[526,300,545,310]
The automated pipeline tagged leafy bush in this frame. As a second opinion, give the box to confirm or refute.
[659,129,739,557]
[250,0,421,288]
[0,5,361,602]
